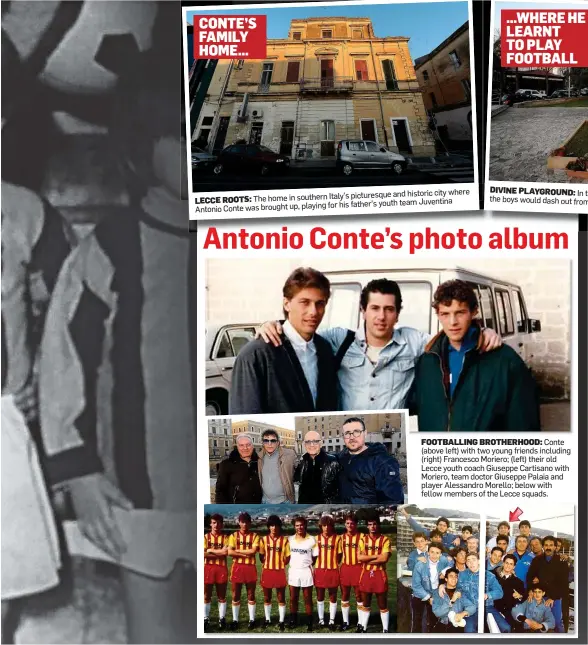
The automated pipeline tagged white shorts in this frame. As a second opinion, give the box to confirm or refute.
[288,567,314,588]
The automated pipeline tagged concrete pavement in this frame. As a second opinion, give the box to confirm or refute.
[489,107,588,183]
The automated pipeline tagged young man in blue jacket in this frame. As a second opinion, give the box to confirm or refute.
[411,543,451,632]
[407,532,454,572]
[336,417,403,505]
[512,583,555,632]
[431,568,473,632]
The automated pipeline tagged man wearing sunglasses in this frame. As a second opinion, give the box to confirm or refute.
[258,429,298,504]
[295,431,341,504]
[337,417,404,505]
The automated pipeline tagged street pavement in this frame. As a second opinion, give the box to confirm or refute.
[489,106,588,183]
[191,161,475,192]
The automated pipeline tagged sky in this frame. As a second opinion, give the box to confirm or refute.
[186,1,469,60]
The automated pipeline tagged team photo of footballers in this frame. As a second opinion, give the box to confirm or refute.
[203,505,397,633]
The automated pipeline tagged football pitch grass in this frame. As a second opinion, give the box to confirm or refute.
[205,551,397,634]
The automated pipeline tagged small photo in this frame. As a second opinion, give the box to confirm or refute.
[203,504,397,633]
[208,412,407,506]
[397,505,481,634]
[185,0,476,195]
[488,2,588,185]
[205,258,570,430]
[483,505,575,634]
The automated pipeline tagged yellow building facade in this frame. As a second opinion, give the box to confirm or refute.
[195,17,436,158]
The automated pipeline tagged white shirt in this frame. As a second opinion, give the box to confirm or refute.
[429,560,440,590]
[288,534,316,569]
[283,320,318,404]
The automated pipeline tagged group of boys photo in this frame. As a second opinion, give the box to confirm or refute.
[229,266,541,431]
[203,509,396,633]
[214,419,404,506]
[398,509,573,634]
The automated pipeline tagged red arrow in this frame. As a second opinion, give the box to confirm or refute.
[509,507,523,522]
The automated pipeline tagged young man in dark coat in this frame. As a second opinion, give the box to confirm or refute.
[295,431,341,503]
[491,554,526,632]
[336,418,404,505]
[410,280,541,431]
[229,267,338,414]
[215,434,262,504]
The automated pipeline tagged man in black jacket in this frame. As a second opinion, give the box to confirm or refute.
[491,554,526,632]
[336,418,404,504]
[526,536,568,632]
[295,431,340,503]
[229,268,338,414]
[215,434,262,504]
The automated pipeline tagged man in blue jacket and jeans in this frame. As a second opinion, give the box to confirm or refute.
[336,417,404,505]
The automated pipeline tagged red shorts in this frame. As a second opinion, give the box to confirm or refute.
[359,569,388,594]
[204,564,228,585]
[314,568,340,589]
[231,563,258,584]
[340,563,363,588]
[261,569,287,589]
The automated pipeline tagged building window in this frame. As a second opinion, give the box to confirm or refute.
[286,60,300,83]
[461,78,471,99]
[429,92,438,107]
[422,70,429,82]
[354,59,369,81]
[259,62,273,90]
[249,122,264,145]
[382,59,398,91]
[352,29,363,39]
[322,30,333,39]
[292,31,302,40]
[449,49,462,68]
[198,115,214,143]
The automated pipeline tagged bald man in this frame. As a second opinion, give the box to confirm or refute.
[294,431,341,503]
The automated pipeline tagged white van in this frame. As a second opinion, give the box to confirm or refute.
[319,266,541,364]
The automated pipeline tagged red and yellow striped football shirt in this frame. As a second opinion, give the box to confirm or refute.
[314,533,342,570]
[204,532,228,566]
[228,531,259,565]
[341,532,361,566]
[359,534,391,571]
[259,535,290,570]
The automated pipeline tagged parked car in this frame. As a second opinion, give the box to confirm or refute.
[502,92,527,107]
[318,267,542,365]
[336,140,407,176]
[212,143,290,176]
[191,146,216,169]
[515,89,543,101]
[549,89,577,99]
[580,88,588,96]
[206,323,258,415]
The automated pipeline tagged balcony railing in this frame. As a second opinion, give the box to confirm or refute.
[299,76,354,92]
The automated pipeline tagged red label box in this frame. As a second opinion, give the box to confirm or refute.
[193,15,267,60]
[501,9,588,67]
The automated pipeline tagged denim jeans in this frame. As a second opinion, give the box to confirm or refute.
[465,612,478,633]
[551,599,564,633]
[486,607,511,633]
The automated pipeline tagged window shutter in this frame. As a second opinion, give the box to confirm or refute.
[286,61,300,83]
[355,59,369,81]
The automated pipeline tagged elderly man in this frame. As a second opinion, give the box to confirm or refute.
[215,434,262,504]
[336,417,403,505]
[295,431,340,503]
[258,429,297,503]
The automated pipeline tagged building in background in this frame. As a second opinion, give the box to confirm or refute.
[192,17,435,158]
[415,21,472,152]
[294,412,405,454]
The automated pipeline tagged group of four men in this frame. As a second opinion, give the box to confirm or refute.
[403,514,569,633]
[229,268,540,430]
[203,511,392,633]
[215,418,404,505]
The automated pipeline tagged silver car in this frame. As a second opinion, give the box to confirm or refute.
[205,323,257,415]
[336,139,407,176]
[192,146,216,169]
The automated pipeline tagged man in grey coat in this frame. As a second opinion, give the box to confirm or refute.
[258,429,298,503]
